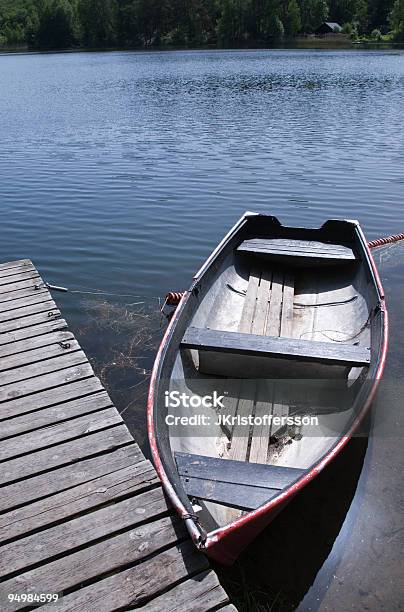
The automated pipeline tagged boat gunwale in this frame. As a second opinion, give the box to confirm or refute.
[147,213,388,562]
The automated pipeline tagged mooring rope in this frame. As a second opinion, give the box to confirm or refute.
[368,232,404,249]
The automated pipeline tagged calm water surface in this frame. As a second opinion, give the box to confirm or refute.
[0,49,403,610]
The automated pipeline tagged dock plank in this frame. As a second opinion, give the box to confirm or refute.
[0,487,169,578]
[0,406,122,461]
[0,444,143,512]
[0,318,67,346]
[0,377,103,419]
[0,259,33,273]
[0,362,94,403]
[0,291,50,313]
[0,329,74,360]
[0,277,45,297]
[40,541,209,612]
[0,299,56,324]
[0,391,112,439]
[0,270,40,287]
[0,424,133,486]
[0,460,159,543]
[0,339,81,374]
[137,570,230,612]
[0,350,88,388]
[0,516,187,612]
[0,309,61,334]
[0,259,233,612]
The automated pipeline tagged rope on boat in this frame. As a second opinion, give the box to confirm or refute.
[368,232,404,249]
[160,291,185,312]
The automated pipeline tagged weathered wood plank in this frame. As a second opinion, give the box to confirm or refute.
[0,262,36,278]
[280,272,294,338]
[0,309,61,334]
[0,487,169,578]
[0,292,52,314]
[228,386,254,463]
[0,270,40,288]
[0,277,45,297]
[0,516,186,612]
[0,318,67,346]
[0,443,143,512]
[0,339,80,374]
[252,269,271,335]
[182,327,370,366]
[0,460,159,543]
[0,329,74,360]
[0,286,47,305]
[137,570,230,612]
[180,475,277,510]
[0,377,102,420]
[266,271,283,337]
[0,259,32,272]
[0,362,94,403]
[249,382,272,464]
[0,407,121,461]
[176,452,303,489]
[0,424,133,486]
[39,541,209,612]
[239,268,259,333]
[238,238,355,259]
[0,350,88,388]
[0,391,111,439]
[0,299,56,324]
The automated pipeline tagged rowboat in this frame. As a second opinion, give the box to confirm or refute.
[148,212,387,565]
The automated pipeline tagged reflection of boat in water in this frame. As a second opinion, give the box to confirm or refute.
[148,212,388,565]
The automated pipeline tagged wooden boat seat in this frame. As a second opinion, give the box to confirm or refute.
[175,452,304,510]
[181,327,370,367]
[238,238,356,263]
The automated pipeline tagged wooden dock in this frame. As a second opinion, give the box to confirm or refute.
[0,260,235,612]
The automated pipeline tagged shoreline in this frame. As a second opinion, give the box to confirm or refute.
[1,40,403,57]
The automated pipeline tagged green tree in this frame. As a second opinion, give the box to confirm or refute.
[0,0,40,46]
[77,0,118,47]
[299,0,328,33]
[390,0,404,39]
[217,0,247,44]
[36,0,76,48]
[262,0,285,38]
[283,0,301,35]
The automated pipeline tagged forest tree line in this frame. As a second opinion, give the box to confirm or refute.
[0,0,403,50]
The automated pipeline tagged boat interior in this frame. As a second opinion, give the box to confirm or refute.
[163,222,378,530]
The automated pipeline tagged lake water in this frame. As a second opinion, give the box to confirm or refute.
[0,48,403,610]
